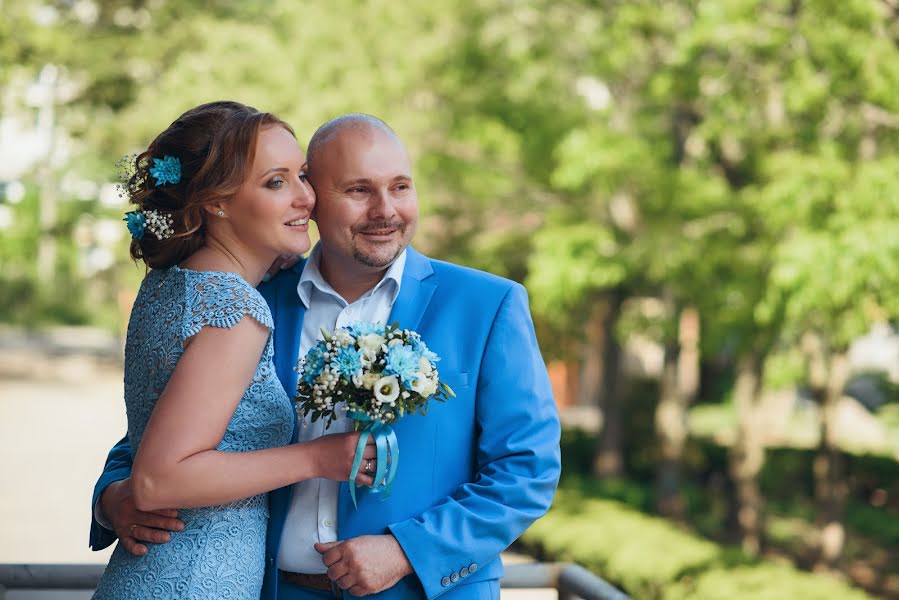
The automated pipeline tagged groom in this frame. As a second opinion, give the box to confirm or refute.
[90,114,561,599]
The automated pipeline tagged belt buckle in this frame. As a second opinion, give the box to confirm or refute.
[330,579,342,598]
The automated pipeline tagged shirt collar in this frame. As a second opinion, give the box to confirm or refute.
[297,243,406,309]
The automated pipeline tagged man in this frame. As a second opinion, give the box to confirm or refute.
[90,114,561,599]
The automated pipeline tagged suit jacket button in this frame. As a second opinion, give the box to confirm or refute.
[469,563,478,573]
[460,567,469,578]
[441,576,451,587]
[267,556,274,567]
[451,572,460,583]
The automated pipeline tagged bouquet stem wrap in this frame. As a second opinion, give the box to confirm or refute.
[348,411,399,508]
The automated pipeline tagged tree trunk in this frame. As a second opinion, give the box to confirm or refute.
[655,306,698,519]
[677,306,701,402]
[815,352,850,570]
[656,340,684,518]
[593,288,626,477]
[728,351,765,556]
[802,333,850,570]
[577,300,604,410]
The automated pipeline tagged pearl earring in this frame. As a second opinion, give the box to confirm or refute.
[217,210,224,217]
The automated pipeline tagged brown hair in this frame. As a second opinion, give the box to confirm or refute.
[124,101,294,269]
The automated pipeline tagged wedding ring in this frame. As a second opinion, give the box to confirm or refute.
[364,459,374,474]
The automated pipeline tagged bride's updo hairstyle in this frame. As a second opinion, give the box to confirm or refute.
[120,101,293,269]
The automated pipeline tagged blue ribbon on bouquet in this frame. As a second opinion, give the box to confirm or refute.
[347,411,399,509]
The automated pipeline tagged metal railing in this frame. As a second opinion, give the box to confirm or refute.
[503,563,631,600]
[0,564,104,599]
[0,562,630,600]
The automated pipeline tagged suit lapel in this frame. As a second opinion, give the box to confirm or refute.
[268,268,306,446]
[386,247,436,332]
[273,283,306,401]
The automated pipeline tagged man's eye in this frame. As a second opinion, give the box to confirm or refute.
[348,187,365,193]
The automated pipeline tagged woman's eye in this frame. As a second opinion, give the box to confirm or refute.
[299,171,309,182]
[267,178,285,189]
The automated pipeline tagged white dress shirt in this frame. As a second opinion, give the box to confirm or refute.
[277,243,406,573]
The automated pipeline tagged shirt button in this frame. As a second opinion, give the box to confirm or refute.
[450,572,460,583]
[441,577,451,587]
[322,519,334,527]
[346,307,353,316]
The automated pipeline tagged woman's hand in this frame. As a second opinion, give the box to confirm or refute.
[312,432,378,486]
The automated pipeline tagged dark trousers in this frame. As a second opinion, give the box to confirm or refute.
[277,579,341,600]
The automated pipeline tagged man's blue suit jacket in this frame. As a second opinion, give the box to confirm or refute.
[90,247,561,599]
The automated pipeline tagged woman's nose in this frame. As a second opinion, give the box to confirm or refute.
[295,180,316,207]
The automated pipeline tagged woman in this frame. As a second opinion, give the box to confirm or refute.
[92,101,375,599]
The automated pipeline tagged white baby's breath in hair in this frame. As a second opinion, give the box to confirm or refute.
[144,209,174,239]
[115,153,143,204]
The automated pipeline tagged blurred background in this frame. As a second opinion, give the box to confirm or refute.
[1,0,899,598]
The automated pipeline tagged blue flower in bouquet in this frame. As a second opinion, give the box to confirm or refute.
[301,343,327,384]
[384,345,421,388]
[334,346,364,379]
[347,321,385,337]
[409,335,440,364]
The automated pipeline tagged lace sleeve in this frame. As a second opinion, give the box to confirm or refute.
[182,273,274,339]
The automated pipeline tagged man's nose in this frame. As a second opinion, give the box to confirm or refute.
[367,188,396,219]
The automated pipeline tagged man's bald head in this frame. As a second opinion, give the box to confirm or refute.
[307,113,401,171]
[306,112,419,283]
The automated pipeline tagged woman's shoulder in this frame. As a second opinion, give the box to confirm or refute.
[174,266,273,335]
[139,265,253,301]
[175,265,254,292]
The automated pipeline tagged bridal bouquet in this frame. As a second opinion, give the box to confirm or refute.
[294,322,454,505]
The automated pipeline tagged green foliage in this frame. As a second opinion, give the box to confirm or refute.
[663,563,873,600]
[523,490,721,599]
[5,0,899,348]
[563,422,899,557]
[762,347,806,390]
[0,186,94,325]
[521,488,874,600]
[526,222,626,327]
[843,502,899,548]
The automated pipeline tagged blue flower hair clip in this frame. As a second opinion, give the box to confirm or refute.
[123,211,145,240]
[149,155,181,186]
[124,209,174,240]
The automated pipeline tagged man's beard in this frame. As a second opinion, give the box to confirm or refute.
[351,220,408,268]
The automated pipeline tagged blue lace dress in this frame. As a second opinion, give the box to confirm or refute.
[93,266,294,600]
